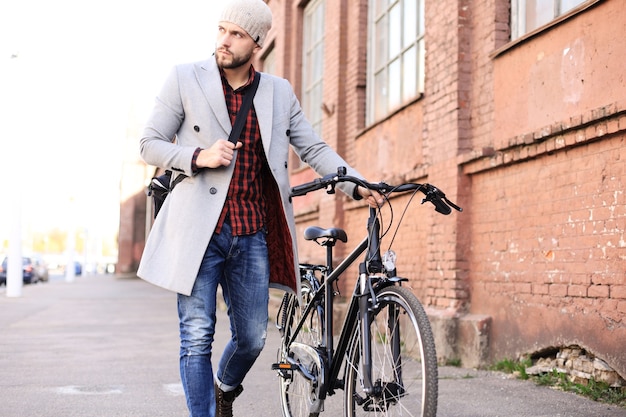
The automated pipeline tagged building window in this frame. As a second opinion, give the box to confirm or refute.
[512,0,587,39]
[302,0,325,137]
[368,0,425,125]
[262,46,276,76]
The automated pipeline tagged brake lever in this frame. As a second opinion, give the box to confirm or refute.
[443,196,463,212]
[426,196,452,215]
[421,185,463,215]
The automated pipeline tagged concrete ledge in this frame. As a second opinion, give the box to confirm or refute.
[457,314,492,368]
[428,309,492,369]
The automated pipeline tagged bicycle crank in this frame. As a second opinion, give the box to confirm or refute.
[276,343,326,414]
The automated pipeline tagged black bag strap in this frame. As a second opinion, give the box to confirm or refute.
[228,72,260,144]
[164,72,260,195]
[170,170,186,188]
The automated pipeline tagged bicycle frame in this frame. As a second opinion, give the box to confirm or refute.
[279,169,460,416]
[284,208,398,400]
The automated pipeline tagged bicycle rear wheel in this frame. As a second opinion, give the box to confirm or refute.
[344,285,438,417]
[277,278,324,417]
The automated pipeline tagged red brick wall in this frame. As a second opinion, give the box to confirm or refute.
[271,0,625,375]
[493,3,626,145]
[117,192,146,274]
[466,130,625,374]
[461,0,626,374]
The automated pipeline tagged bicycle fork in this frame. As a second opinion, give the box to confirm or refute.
[355,208,406,406]
[357,261,376,395]
[356,270,406,410]
[357,207,382,396]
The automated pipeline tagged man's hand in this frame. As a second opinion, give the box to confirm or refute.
[357,186,384,208]
[196,139,243,168]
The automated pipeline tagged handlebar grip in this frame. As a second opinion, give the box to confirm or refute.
[290,182,318,197]
[290,172,340,197]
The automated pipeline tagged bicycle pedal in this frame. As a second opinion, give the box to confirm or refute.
[271,362,298,371]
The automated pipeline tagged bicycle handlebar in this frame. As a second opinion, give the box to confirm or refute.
[290,166,463,215]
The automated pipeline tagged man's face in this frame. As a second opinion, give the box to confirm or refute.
[215,21,259,69]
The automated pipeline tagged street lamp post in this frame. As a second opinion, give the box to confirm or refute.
[6,194,23,298]
[5,52,23,297]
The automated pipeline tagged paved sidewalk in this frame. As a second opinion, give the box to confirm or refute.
[0,275,623,416]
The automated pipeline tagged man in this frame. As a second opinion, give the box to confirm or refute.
[138,0,381,416]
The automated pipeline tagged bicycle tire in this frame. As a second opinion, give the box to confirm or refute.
[278,278,324,417]
[344,285,438,417]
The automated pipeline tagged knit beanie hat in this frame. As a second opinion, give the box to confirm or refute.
[220,0,273,47]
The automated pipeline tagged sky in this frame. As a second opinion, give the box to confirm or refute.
[0,0,221,252]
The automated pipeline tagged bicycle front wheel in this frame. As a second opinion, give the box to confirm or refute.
[344,285,438,417]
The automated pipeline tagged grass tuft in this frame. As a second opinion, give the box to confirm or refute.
[490,358,626,407]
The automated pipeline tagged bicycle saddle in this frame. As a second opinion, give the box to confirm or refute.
[304,226,348,243]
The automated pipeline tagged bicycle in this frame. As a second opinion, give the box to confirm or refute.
[272,167,462,417]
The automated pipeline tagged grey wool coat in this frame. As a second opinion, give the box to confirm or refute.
[137,56,363,296]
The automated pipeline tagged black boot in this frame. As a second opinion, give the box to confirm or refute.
[215,383,243,417]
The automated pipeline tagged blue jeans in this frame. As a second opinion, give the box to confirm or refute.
[177,221,269,417]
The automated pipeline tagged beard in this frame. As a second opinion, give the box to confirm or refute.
[215,47,254,70]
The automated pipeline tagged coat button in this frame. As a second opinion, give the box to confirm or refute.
[194,125,200,132]
[210,187,217,194]
[286,129,291,136]
[284,161,288,168]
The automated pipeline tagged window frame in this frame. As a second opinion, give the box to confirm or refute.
[366,0,425,126]
[261,44,276,76]
[301,0,326,138]
[511,0,599,40]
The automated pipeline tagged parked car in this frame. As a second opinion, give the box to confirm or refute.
[0,256,49,285]
[32,255,50,282]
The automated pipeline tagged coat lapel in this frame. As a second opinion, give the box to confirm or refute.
[196,58,232,134]
[195,58,274,153]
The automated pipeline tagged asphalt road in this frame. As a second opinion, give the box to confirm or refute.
[0,275,623,416]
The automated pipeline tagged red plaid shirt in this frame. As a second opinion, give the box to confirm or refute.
[215,67,266,235]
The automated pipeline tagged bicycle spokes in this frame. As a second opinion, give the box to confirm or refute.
[345,287,438,417]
